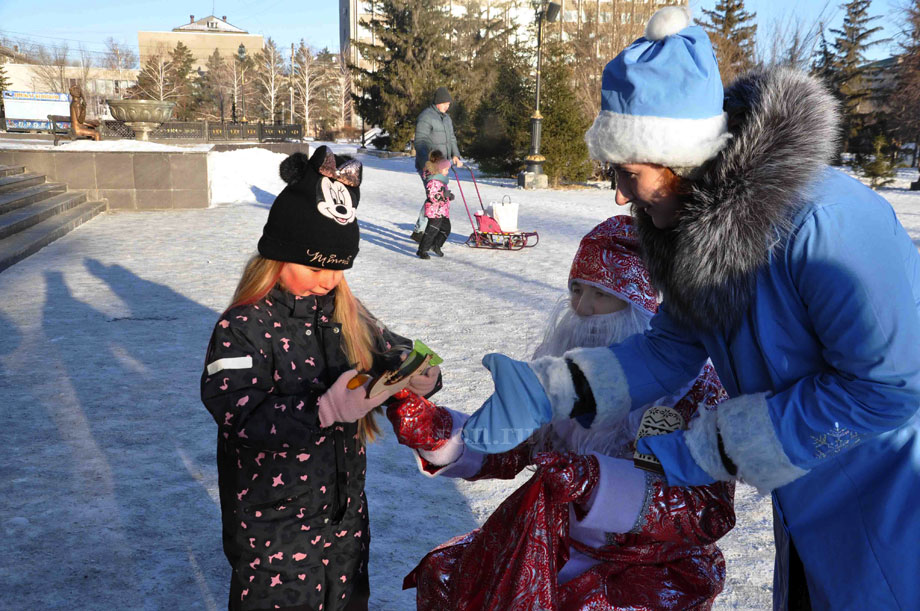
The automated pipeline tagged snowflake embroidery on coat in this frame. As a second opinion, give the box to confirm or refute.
[811,422,861,459]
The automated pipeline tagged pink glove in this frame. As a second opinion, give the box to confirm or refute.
[533,452,601,508]
[317,369,393,428]
[407,364,440,397]
[386,388,453,451]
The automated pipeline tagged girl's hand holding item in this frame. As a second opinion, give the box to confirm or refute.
[386,389,453,451]
[318,369,396,428]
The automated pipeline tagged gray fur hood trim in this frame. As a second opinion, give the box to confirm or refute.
[635,67,840,332]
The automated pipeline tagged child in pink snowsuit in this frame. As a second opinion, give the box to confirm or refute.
[416,150,452,260]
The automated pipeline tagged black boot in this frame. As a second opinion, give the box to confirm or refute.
[431,220,450,257]
[417,223,439,259]
[431,232,446,257]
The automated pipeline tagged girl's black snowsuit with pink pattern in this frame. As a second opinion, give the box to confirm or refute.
[201,287,413,611]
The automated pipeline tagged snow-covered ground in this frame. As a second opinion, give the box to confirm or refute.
[2,147,918,610]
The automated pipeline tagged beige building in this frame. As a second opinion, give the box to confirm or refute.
[138,15,263,72]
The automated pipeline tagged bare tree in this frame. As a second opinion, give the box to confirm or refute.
[760,3,833,69]
[292,40,326,136]
[31,44,70,93]
[255,38,286,123]
[134,45,179,101]
[103,37,137,98]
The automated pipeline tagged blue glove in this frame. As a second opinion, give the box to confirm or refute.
[636,430,716,487]
[462,353,553,453]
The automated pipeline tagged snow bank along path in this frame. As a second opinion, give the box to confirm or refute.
[2,146,918,609]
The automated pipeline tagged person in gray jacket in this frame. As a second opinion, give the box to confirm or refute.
[411,87,463,241]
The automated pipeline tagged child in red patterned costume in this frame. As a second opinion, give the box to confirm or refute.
[388,215,736,610]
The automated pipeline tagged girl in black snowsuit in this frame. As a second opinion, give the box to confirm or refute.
[201,147,440,611]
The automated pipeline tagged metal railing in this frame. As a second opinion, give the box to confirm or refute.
[99,120,303,142]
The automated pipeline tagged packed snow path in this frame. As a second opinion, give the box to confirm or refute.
[2,147,918,609]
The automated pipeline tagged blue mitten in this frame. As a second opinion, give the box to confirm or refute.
[636,431,717,487]
[462,353,553,453]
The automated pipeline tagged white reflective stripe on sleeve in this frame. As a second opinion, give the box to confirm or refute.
[206,356,253,375]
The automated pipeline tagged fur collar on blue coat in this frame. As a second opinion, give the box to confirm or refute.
[635,68,841,332]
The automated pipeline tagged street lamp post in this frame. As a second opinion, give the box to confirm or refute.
[237,44,247,123]
[519,1,561,189]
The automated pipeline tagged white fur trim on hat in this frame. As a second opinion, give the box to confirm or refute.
[585,109,730,168]
[717,393,809,494]
[645,6,692,41]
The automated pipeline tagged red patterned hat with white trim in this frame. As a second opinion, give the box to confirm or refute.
[568,215,658,314]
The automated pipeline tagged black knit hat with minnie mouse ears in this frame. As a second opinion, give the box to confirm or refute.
[258,146,363,270]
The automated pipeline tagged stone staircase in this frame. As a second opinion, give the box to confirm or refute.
[0,164,106,273]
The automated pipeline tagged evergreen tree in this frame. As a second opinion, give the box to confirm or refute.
[890,0,920,167]
[856,134,897,188]
[697,0,758,84]
[196,49,229,121]
[539,42,593,185]
[811,23,837,83]
[467,47,533,176]
[169,42,196,119]
[829,0,885,155]
[351,0,450,151]
[444,1,514,153]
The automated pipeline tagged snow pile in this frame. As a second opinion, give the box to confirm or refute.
[208,148,289,205]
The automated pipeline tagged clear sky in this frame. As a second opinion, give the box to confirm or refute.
[0,0,905,65]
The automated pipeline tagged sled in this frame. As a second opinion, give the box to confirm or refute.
[452,167,539,251]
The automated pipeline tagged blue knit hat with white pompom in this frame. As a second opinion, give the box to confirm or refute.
[584,6,730,172]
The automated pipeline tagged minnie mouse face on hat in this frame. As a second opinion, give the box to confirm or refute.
[318,178,356,225]
[257,146,365,270]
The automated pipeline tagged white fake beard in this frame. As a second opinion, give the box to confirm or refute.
[530,296,655,457]
[531,295,653,359]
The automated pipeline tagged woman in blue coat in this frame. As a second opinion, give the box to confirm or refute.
[461,7,920,609]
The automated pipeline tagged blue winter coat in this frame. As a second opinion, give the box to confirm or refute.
[613,168,920,609]
[559,70,920,609]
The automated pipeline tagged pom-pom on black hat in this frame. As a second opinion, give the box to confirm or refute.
[258,146,363,270]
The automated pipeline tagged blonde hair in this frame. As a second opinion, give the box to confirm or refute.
[228,255,383,443]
